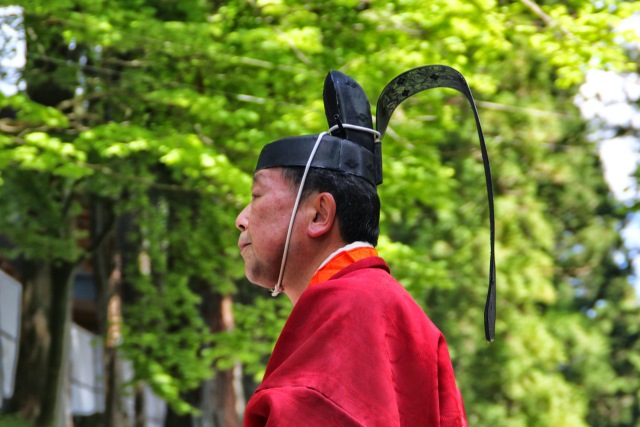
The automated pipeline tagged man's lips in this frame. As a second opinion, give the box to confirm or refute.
[238,239,251,251]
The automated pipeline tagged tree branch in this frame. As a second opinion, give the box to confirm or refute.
[519,0,572,37]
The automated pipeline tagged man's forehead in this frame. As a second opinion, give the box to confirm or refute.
[252,168,283,187]
[252,169,268,185]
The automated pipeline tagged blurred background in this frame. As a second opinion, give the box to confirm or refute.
[0,0,639,426]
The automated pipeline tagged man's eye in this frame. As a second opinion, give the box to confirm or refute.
[251,194,259,200]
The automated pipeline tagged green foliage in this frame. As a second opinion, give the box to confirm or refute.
[120,273,215,414]
[1,0,639,424]
[208,295,292,382]
[0,415,32,427]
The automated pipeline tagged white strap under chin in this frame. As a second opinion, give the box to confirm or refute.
[271,124,380,297]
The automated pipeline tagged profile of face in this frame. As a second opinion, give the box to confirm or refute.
[235,168,297,288]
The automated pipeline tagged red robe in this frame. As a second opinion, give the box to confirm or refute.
[243,257,467,426]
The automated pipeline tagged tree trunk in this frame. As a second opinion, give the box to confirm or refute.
[36,261,75,427]
[90,198,121,427]
[201,293,243,427]
[5,261,50,421]
[5,259,74,426]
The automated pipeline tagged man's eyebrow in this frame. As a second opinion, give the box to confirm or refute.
[252,172,264,189]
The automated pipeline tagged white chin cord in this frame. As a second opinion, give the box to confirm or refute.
[271,123,381,297]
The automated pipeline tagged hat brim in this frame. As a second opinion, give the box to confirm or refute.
[255,134,377,186]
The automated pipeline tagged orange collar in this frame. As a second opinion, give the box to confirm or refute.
[308,245,378,288]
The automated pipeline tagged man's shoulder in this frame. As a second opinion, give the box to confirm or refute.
[299,256,438,332]
[331,255,391,281]
[310,256,416,304]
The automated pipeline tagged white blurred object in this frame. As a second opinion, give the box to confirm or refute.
[69,324,104,415]
[0,269,22,400]
[144,385,167,427]
[120,359,167,427]
[0,6,26,96]
[597,136,640,202]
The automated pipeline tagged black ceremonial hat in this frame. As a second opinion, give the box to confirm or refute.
[255,66,496,342]
[256,70,382,185]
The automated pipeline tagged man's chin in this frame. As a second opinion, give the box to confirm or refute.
[253,281,276,290]
[245,272,277,290]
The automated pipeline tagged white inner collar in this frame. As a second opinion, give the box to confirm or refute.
[316,241,374,271]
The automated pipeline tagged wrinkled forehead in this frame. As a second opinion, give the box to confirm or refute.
[251,168,288,190]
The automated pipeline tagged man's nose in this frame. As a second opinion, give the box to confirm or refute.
[235,204,249,231]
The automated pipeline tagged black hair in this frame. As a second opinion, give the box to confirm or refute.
[281,167,380,246]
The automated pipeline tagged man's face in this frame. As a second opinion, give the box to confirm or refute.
[235,168,298,288]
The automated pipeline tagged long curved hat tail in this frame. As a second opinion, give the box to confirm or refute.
[376,65,496,342]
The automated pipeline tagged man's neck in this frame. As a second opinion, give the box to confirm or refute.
[283,240,347,305]
[284,241,375,305]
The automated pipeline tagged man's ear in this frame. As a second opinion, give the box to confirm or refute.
[307,192,337,238]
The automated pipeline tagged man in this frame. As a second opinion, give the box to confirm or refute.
[236,66,495,426]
